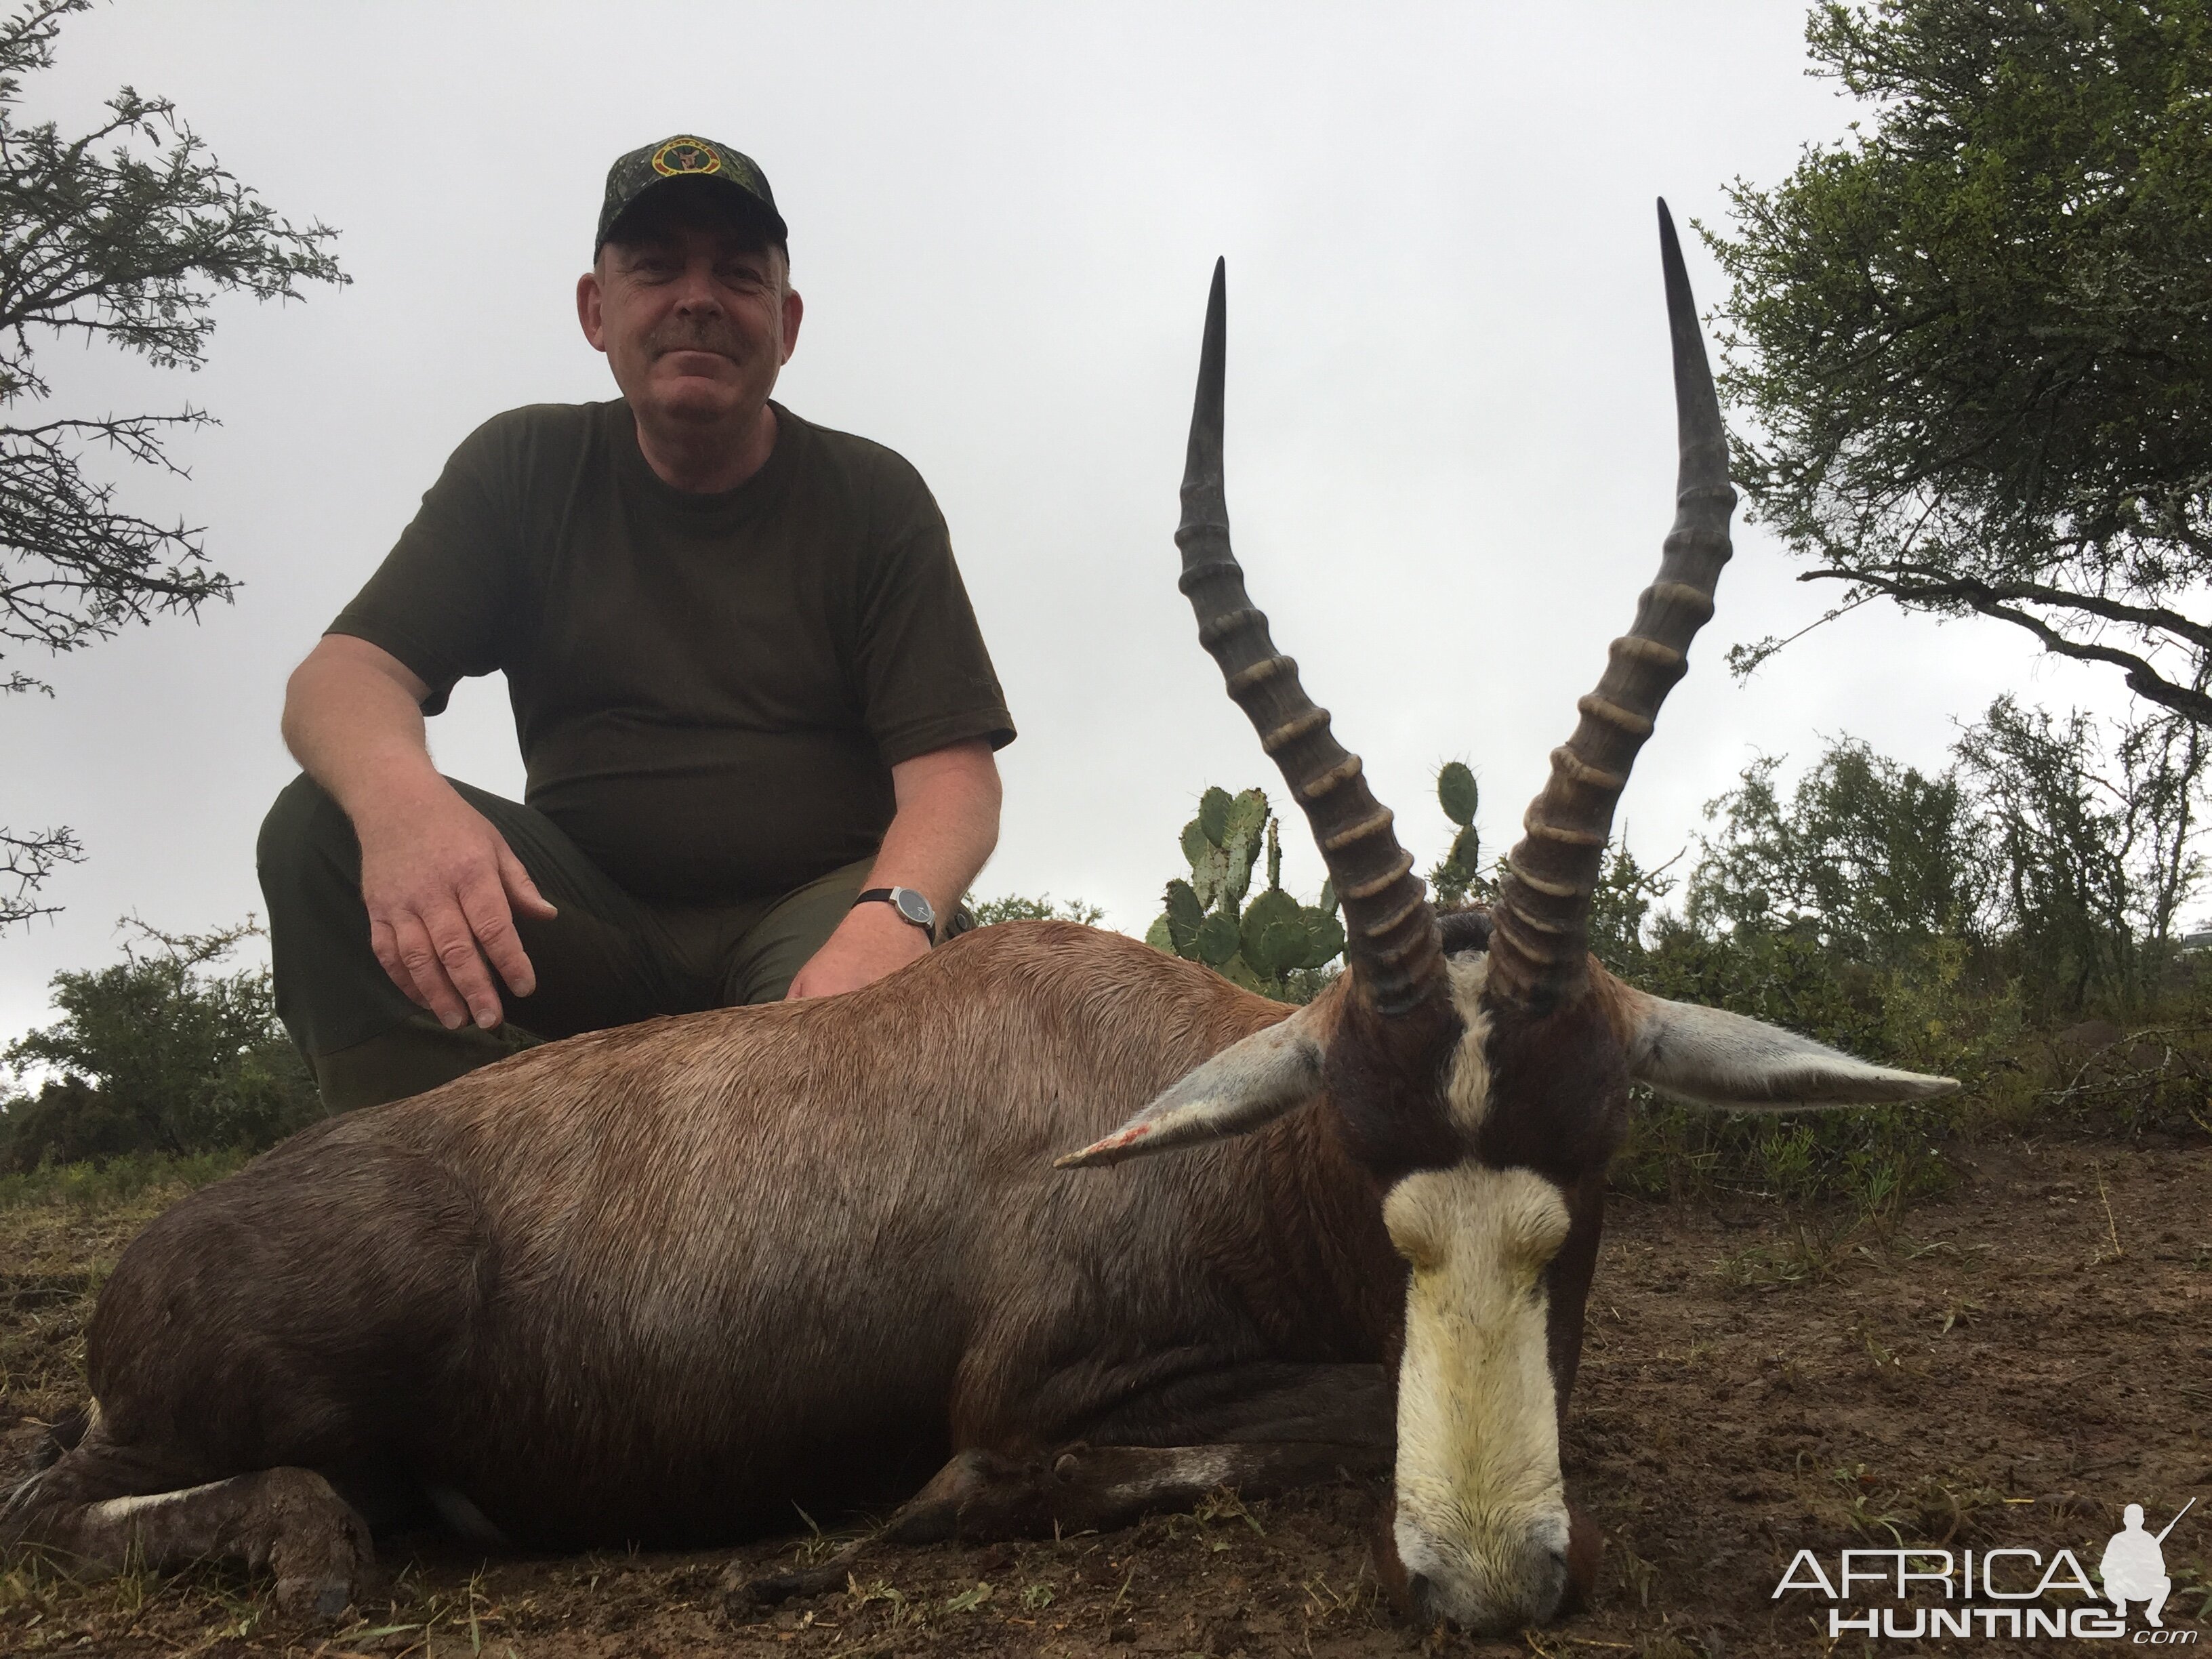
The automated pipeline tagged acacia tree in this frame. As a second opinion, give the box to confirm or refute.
[0,0,345,926]
[1706,1,2212,720]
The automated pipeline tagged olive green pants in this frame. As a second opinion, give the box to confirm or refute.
[257,774,876,1111]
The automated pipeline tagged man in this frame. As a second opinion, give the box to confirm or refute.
[260,136,1014,1111]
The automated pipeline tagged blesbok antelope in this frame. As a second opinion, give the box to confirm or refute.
[2,203,1953,1633]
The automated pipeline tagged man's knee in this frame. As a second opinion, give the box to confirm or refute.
[257,774,359,901]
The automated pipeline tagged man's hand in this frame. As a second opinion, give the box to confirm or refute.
[784,899,932,1002]
[354,782,558,1031]
[283,634,559,1032]
[782,739,1002,1003]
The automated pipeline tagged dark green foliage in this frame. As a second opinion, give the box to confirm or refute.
[1706,0,2212,724]
[1956,698,2206,1012]
[1687,741,1988,957]
[0,1075,141,1167]
[0,920,324,1170]
[1146,787,1344,1001]
[0,0,346,925]
[1607,704,2211,1208]
[1672,701,2205,1021]
[1586,843,1679,979]
[962,893,1106,928]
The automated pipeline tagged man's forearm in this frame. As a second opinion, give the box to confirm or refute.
[867,741,1004,928]
[781,741,1001,1000]
[282,636,446,826]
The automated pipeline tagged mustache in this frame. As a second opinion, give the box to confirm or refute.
[646,319,747,359]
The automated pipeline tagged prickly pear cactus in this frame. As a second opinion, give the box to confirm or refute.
[1429,760,1486,907]
[1145,785,1346,999]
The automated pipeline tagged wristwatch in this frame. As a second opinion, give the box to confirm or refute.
[854,886,936,938]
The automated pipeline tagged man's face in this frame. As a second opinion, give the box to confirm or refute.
[577,203,802,432]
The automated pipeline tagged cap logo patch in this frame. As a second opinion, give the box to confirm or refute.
[651,138,723,178]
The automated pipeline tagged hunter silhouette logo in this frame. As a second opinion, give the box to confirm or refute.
[651,138,723,178]
[1773,1496,2200,1641]
[2104,1500,2194,1629]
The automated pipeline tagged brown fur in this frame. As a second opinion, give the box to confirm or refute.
[5,924,1402,1581]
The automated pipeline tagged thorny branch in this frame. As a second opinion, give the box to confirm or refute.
[0,0,344,925]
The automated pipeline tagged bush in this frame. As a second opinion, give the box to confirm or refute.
[0,919,323,1170]
[1599,709,2212,1208]
[964,893,1106,928]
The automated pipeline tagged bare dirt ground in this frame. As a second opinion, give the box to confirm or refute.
[3,1139,2207,1657]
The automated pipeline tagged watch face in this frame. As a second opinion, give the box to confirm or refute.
[894,888,934,928]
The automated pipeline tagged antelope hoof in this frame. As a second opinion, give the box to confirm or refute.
[274,1571,357,1621]
[264,1474,370,1622]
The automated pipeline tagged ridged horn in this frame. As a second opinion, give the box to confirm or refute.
[1174,260,1445,1017]
[1488,200,1739,1010]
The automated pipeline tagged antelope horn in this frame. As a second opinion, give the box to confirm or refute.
[1174,260,1445,1016]
[1488,200,1739,1010]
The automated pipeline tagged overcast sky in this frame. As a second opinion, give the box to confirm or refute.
[1,0,2135,1052]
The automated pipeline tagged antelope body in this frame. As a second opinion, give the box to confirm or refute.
[1,205,1954,1633]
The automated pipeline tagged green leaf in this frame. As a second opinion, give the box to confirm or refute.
[1198,787,1234,848]
[1195,910,1242,966]
[1319,878,1337,916]
[1438,761,1479,828]
[1144,914,1174,954]
[1446,824,1481,876]
[1164,880,1204,956]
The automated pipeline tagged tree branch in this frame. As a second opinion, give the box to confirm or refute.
[1816,564,2212,725]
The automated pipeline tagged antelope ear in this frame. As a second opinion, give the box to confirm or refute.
[1621,989,1958,1109]
[1056,1000,1329,1169]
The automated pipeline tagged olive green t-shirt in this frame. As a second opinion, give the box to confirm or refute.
[330,401,1015,904]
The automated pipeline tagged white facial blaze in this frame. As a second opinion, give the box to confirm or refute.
[1384,1163,1574,1629]
[1443,953,1494,1134]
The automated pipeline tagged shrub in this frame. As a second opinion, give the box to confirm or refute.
[0,919,323,1170]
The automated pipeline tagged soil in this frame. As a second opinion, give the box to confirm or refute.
[3,1139,2207,1656]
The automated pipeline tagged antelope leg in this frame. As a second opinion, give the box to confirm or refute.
[735,1436,1387,1604]
[4,1456,370,1619]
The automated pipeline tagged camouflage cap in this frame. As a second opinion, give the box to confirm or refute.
[595,135,787,252]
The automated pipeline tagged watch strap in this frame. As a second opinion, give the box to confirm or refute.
[853,886,936,936]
